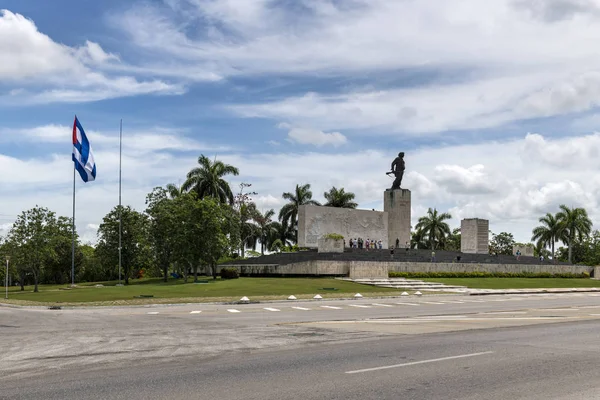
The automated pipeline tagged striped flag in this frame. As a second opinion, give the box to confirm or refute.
[72,116,96,182]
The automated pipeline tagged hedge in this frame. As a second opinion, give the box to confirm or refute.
[389,271,590,279]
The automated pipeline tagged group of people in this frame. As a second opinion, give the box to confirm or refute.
[346,237,383,250]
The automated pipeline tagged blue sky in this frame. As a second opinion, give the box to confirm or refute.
[2,0,600,244]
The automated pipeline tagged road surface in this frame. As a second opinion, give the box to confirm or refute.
[2,293,600,399]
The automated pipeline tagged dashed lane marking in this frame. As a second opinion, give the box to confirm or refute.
[147,312,159,315]
[292,307,310,311]
[422,301,445,305]
[349,304,372,308]
[227,309,241,313]
[190,311,202,314]
[395,302,419,306]
[264,307,280,312]
[372,303,394,307]
[321,306,342,310]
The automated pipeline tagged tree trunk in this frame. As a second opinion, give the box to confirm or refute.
[33,270,38,293]
[568,235,573,264]
[551,240,555,264]
[193,264,198,283]
[19,271,25,291]
[163,262,168,282]
[212,263,217,280]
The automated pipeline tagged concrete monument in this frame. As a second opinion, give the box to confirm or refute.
[460,218,489,254]
[384,189,411,249]
[298,205,389,249]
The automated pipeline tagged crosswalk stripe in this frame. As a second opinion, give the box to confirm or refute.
[264,307,280,312]
[372,303,393,307]
[321,306,342,310]
[349,304,371,308]
[292,307,310,311]
[227,309,241,313]
[190,311,202,314]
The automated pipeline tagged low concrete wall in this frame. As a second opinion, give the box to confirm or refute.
[225,260,593,277]
[349,264,388,279]
[318,238,344,253]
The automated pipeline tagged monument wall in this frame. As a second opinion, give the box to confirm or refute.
[298,205,388,248]
[461,218,489,254]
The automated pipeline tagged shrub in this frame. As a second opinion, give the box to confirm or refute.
[388,271,590,279]
[323,233,344,240]
[220,268,239,280]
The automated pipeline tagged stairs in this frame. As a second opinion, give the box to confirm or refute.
[338,277,468,293]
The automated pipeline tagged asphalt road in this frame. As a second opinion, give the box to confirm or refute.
[2,293,600,399]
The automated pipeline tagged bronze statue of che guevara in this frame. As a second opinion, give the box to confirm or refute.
[388,152,405,190]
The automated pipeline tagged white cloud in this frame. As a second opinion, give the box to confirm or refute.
[285,126,347,147]
[0,9,182,103]
[433,164,498,195]
[109,0,600,134]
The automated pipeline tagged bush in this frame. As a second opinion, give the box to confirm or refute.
[220,267,239,280]
[389,271,590,279]
[323,233,344,240]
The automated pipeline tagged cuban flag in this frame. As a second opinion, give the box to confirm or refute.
[72,116,97,182]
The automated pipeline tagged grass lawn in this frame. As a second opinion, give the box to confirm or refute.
[2,277,402,306]
[422,278,600,289]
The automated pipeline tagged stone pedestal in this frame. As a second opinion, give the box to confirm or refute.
[383,189,411,249]
[460,218,489,254]
[317,237,344,253]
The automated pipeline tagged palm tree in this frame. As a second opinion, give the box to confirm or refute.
[239,202,259,256]
[279,184,321,242]
[531,213,563,262]
[253,208,277,255]
[415,208,452,250]
[556,205,592,263]
[182,155,239,205]
[324,186,358,208]
[268,221,295,250]
[165,183,184,199]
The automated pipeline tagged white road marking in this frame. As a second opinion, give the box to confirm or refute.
[414,315,468,319]
[371,303,394,307]
[460,299,485,303]
[345,351,494,374]
[440,301,464,304]
[147,312,159,315]
[542,308,580,311]
[422,301,445,305]
[589,314,600,316]
[321,306,342,310]
[349,304,371,308]
[227,309,241,313]
[480,311,527,315]
[395,302,419,306]
[264,307,280,312]
[292,307,310,311]
[190,311,202,314]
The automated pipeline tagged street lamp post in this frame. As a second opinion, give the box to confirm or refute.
[5,256,9,300]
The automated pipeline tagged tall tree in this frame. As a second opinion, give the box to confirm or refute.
[489,232,515,255]
[253,208,277,255]
[279,184,320,242]
[239,202,259,256]
[531,213,563,261]
[7,206,62,292]
[146,187,178,282]
[442,228,461,251]
[96,206,152,285]
[414,208,452,250]
[323,187,358,208]
[556,205,593,264]
[182,155,239,205]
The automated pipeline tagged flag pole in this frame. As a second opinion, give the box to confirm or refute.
[118,119,122,286]
[71,159,76,287]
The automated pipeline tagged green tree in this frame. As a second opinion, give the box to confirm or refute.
[42,216,82,284]
[556,205,593,264]
[531,213,563,261]
[182,155,239,205]
[279,184,320,242]
[96,206,152,285]
[7,206,62,292]
[146,187,178,282]
[414,208,452,250]
[253,208,277,255]
[239,202,259,256]
[411,229,428,249]
[489,232,515,255]
[324,187,358,208]
[443,228,461,251]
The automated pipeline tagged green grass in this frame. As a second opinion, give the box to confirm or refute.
[2,277,401,305]
[422,278,600,289]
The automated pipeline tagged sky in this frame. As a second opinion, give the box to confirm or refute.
[2,0,600,245]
